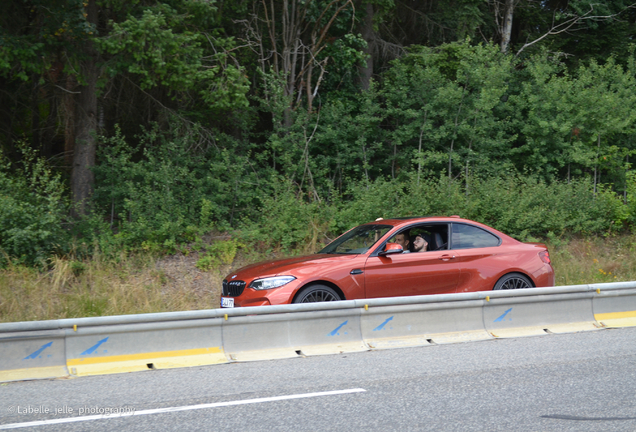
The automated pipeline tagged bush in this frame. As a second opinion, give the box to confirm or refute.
[196,239,241,270]
[89,123,264,254]
[0,146,69,267]
[235,172,632,254]
[237,178,337,252]
[462,176,624,239]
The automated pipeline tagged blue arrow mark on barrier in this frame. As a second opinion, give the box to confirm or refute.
[373,316,394,331]
[81,337,109,355]
[328,321,348,336]
[494,308,513,322]
[24,342,53,360]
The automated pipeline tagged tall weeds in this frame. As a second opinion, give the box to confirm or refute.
[0,252,220,322]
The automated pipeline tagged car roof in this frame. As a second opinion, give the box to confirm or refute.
[369,215,463,226]
[368,215,505,232]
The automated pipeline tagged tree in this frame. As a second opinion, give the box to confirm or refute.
[567,57,636,193]
[489,0,636,57]
[237,0,364,121]
[508,51,636,183]
[380,42,513,182]
[1,0,249,216]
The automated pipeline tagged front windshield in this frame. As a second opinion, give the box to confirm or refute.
[319,224,393,254]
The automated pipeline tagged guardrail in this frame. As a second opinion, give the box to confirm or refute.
[1,281,635,382]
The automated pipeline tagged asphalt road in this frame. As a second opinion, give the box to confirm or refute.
[1,326,635,431]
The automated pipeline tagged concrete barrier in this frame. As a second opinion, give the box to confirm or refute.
[361,300,490,349]
[222,308,367,361]
[65,318,227,376]
[0,329,67,382]
[483,288,599,337]
[1,281,635,382]
[592,283,636,327]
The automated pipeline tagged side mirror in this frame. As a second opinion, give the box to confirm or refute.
[378,242,403,256]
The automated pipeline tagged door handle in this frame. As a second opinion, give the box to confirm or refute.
[439,254,456,261]
[350,269,364,275]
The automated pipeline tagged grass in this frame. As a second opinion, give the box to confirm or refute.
[0,251,224,323]
[1,234,636,323]
[549,235,636,286]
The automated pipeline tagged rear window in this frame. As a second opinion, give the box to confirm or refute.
[451,224,500,249]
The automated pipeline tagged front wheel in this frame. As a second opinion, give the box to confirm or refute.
[293,285,341,303]
[493,273,532,290]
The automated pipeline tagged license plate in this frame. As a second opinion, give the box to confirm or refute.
[221,297,234,308]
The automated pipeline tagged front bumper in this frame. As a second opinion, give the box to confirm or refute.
[220,278,303,307]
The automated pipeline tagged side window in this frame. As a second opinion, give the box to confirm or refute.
[451,224,500,249]
[409,224,448,252]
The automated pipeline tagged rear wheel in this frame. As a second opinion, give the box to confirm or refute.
[493,273,532,290]
[293,285,341,303]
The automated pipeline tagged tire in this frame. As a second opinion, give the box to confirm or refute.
[493,273,533,290]
[293,284,341,303]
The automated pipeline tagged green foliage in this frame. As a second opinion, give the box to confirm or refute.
[337,176,410,228]
[83,43,636,257]
[238,171,631,255]
[536,1,636,64]
[626,172,636,226]
[196,239,241,271]
[509,52,636,180]
[0,0,94,80]
[380,41,515,178]
[97,5,249,111]
[88,122,263,254]
[333,174,615,241]
[319,33,368,94]
[238,179,337,252]
[0,146,69,267]
[378,0,490,48]
[3,0,636,269]
[463,177,627,238]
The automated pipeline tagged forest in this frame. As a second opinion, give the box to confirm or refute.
[2,0,636,268]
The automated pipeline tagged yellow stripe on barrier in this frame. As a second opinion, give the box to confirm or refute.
[595,310,636,328]
[67,346,223,366]
[0,365,69,383]
[595,310,636,320]
[67,347,227,376]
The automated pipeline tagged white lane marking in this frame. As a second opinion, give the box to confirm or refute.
[0,388,366,430]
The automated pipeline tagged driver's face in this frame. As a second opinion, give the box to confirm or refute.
[395,233,409,249]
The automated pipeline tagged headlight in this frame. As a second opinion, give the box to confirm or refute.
[249,276,296,290]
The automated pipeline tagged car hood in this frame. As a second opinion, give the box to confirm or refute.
[227,254,361,281]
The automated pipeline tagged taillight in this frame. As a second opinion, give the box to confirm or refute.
[539,250,551,264]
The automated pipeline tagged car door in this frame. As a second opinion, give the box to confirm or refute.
[450,222,503,292]
[363,229,461,298]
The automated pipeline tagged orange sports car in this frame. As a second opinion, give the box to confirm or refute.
[220,216,554,308]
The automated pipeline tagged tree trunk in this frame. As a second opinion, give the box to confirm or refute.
[500,0,514,54]
[64,75,76,167]
[71,0,99,217]
[358,2,374,91]
[30,77,41,154]
[449,81,467,183]
[391,141,396,179]
[625,155,629,204]
[593,134,600,197]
